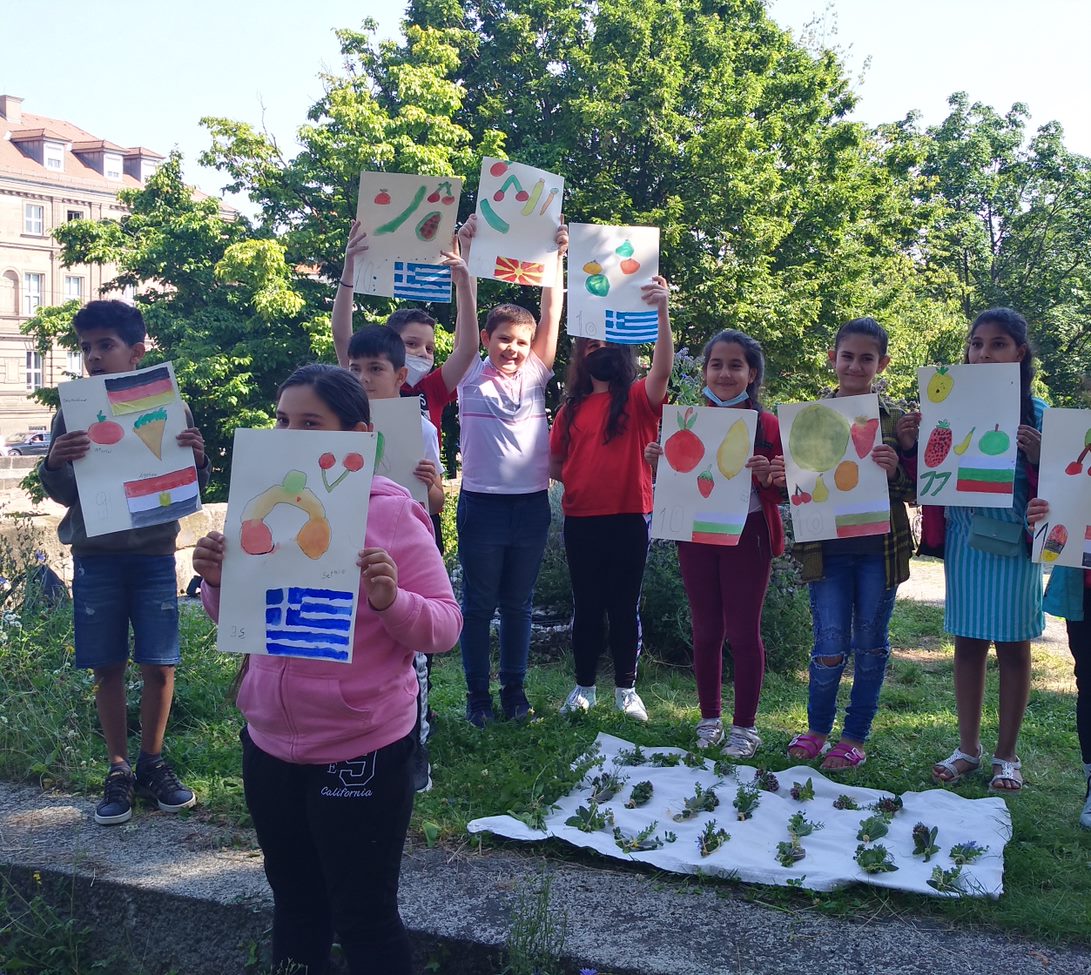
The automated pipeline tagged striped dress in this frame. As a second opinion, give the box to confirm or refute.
[944,397,1047,642]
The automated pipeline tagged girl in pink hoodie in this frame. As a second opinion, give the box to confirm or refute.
[193,364,461,975]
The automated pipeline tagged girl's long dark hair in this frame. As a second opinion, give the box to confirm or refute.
[965,308,1036,428]
[558,339,637,449]
[277,363,371,429]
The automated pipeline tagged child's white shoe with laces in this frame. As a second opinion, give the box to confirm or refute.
[615,687,648,722]
[721,725,762,758]
[695,718,724,749]
[560,685,597,714]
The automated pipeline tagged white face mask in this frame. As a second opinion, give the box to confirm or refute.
[404,354,432,387]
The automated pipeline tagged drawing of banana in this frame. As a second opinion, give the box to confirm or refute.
[953,426,975,456]
[716,419,750,479]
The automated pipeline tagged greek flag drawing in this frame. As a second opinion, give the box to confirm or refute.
[265,587,354,662]
[605,309,659,344]
[392,262,452,302]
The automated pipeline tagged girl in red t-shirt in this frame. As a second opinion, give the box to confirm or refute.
[646,331,785,757]
[548,276,673,721]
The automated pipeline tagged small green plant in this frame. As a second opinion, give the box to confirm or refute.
[673,782,719,821]
[682,751,707,768]
[854,843,898,874]
[777,840,806,867]
[856,815,889,843]
[613,821,664,853]
[777,811,823,865]
[663,830,678,843]
[733,784,761,820]
[789,778,814,801]
[927,865,964,894]
[697,820,731,857]
[870,795,903,819]
[625,780,653,809]
[615,745,647,766]
[912,823,940,862]
[649,752,682,767]
[588,770,625,804]
[504,871,568,975]
[787,811,823,841]
[755,768,780,792]
[713,757,738,779]
[565,801,614,833]
[949,841,988,866]
[832,794,860,811]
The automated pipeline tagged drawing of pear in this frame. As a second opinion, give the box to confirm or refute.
[716,419,750,479]
[812,475,830,503]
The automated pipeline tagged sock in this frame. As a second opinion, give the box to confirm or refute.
[109,760,131,774]
[137,751,161,770]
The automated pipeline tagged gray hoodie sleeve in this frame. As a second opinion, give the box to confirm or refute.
[37,412,78,508]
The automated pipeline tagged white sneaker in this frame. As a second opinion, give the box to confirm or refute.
[560,685,597,714]
[695,718,724,749]
[721,726,762,759]
[615,687,648,722]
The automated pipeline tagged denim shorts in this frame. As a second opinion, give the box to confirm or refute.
[73,554,180,669]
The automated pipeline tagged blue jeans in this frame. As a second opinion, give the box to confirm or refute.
[807,552,897,743]
[457,490,550,695]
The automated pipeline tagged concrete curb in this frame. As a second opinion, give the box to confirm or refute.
[1,781,1089,975]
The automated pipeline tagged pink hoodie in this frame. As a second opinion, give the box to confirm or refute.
[202,476,461,765]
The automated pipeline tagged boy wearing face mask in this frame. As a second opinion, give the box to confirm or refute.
[548,279,673,720]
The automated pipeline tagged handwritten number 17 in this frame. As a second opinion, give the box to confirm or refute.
[920,471,951,497]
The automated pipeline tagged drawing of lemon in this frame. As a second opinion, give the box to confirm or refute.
[788,404,850,472]
[716,419,750,479]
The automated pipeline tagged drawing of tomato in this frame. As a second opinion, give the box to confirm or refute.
[373,190,391,205]
[663,408,704,473]
[697,467,714,498]
[924,420,953,468]
[88,411,123,445]
[850,416,879,458]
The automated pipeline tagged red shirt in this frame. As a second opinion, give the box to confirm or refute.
[403,368,456,451]
[550,379,664,517]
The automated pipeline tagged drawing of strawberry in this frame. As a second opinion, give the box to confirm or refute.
[851,416,879,458]
[924,420,953,468]
[663,407,705,473]
[697,467,714,498]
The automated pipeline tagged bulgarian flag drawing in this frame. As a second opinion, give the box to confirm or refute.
[834,505,890,539]
[494,256,544,286]
[691,514,745,546]
[956,458,1016,496]
[124,467,200,529]
[105,365,176,416]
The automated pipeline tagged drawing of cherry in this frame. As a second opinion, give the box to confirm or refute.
[343,452,365,472]
[374,190,391,205]
[493,190,506,202]
[490,161,509,177]
[319,452,336,470]
[427,190,441,203]
[515,190,529,202]
[1065,430,1091,475]
[442,195,455,205]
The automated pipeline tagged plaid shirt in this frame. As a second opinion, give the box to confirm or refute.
[792,392,916,588]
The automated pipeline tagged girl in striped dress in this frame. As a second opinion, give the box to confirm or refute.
[931,308,1046,794]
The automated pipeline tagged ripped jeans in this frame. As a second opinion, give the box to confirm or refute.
[806,552,897,743]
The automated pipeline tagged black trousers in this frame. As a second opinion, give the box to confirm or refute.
[1068,585,1091,765]
[241,728,415,975]
[562,513,650,688]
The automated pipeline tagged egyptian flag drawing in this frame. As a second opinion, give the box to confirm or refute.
[124,467,200,528]
[105,366,176,416]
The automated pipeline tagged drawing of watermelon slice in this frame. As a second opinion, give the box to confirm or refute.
[415,211,442,241]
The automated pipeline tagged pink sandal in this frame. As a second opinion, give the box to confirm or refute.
[820,741,867,771]
[787,732,829,761]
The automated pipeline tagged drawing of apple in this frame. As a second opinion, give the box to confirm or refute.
[979,424,1010,456]
[490,161,508,177]
[374,190,391,205]
[88,411,123,445]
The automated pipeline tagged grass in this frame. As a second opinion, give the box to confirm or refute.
[0,569,1088,948]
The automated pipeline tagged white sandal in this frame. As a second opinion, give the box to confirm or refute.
[989,757,1023,793]
[932,746,982,785]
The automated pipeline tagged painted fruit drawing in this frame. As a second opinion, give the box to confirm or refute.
[954,427,975,456]
[1041,523,1068,563]
[812,475,829,503]
[924,421,953,468]
[850,417,879,458]
[88,411,124,445]
[788,404,850,472]
[415,212,441,241]
[790,485,812,506]
[979,424,1010,456]
[834,460,859,492]
[697,467,714,498]
[716,419,750,479]
[927,366,954,403]
[664,408,704,473]
[373,189,391,205]
[1065,428,1091,475]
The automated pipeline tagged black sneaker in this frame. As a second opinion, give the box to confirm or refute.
[95,767,135,826]
[500,685,534,721]
[412,741,433,793]
[135,758,197,813]
[465,691,495,729]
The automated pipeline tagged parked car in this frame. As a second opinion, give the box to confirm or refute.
[8,432,51,456]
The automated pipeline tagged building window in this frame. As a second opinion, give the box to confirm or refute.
[66,350,83,377]
[25,351,43,391]
[23,273,44,314]
[44,142,64,171]
[64,275,84,302]
[104,153,122,180]
[66,209,84,222]
[24,204,44,235]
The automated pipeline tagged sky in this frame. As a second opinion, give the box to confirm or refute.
[3,0,1089,210]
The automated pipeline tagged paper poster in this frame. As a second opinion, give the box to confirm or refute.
[567,224,660,344]
[217,428,377,663]
[368,396,431,506]
[651,406,757,546]
[1031,408,1091,568]
[354,171,463,302]
[57,362,201,537]
[465,157,564,287]
[917,363,1020,508]
[778,393,890,543]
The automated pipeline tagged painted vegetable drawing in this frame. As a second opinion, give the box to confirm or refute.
[88,411,124,445]
[979,424,1010,456]
[697,467,715,498]
[664,408,704,473]
[834,460,859,492]
[789,404,850,472]
[924,421,953,468]
[927,366,953,403]
[850,417,879,458]
[716,419,750,479]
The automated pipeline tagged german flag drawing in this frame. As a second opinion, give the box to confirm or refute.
[956,461,1015,496]
[691,514,744,546]
[124,467,200,528]
[104,365,176,416]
